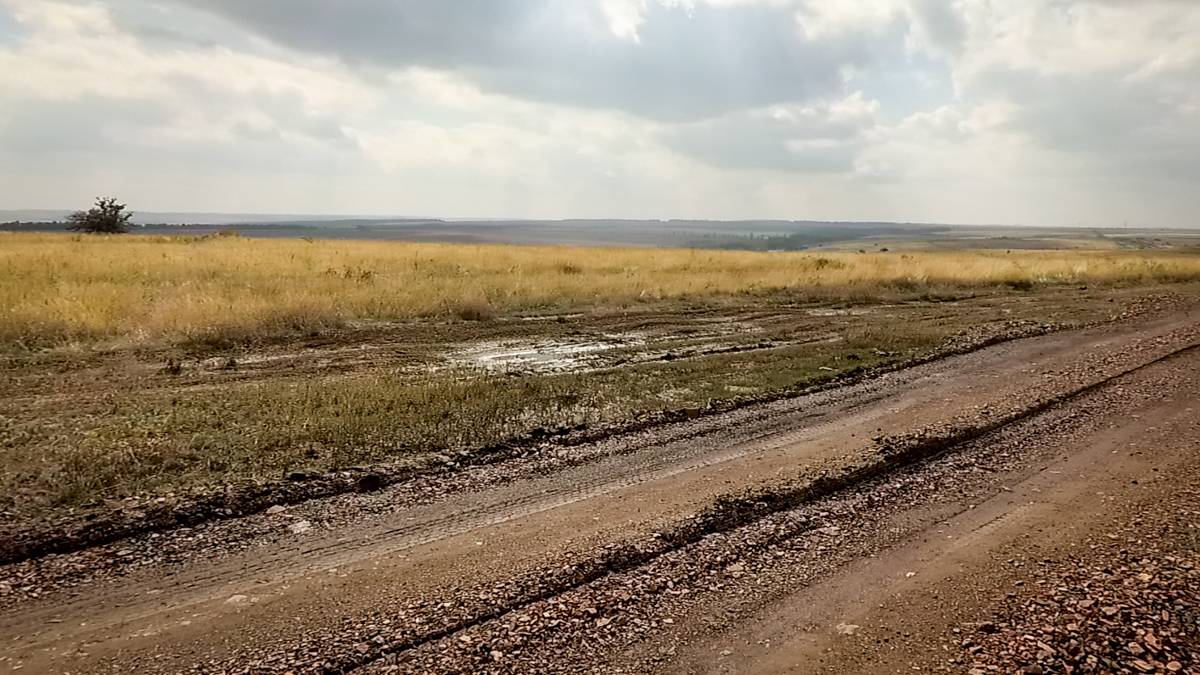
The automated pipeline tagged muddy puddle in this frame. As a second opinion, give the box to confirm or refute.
[445,333,649,374]
[180,314,814,379]
[442,323,823,375]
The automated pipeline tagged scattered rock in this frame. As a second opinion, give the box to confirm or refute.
[955,496,1199,675]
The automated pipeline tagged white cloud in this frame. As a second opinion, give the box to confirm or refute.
[795,0,904,40]
[661,92,879,172]
[601,0,647,41]
[0,0,1197,226]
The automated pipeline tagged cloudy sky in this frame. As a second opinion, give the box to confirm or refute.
[1,0,1198,226]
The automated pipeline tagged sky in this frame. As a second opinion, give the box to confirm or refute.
[0,0,1198,227]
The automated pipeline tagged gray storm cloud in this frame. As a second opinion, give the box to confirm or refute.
[168,0,902,121]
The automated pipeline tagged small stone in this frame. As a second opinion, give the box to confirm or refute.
[266,505,286,515]
[836,623,860,636]
[225,594,248,605]
[288,520,313,534]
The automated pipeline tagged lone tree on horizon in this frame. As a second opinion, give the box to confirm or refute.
[68,197,132,234]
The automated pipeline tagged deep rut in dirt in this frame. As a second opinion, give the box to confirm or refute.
[5,311,1200,675]
[250,342,1200,674]
[359,344,1200,675]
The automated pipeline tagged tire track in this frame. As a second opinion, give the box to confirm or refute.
[5,317,1197,674]
[318,342,1200,673]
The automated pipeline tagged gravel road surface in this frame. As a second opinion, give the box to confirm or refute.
[2,306,1197,674]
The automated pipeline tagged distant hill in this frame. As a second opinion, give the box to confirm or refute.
[4,212,1197,251]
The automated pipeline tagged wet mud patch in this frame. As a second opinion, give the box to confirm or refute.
[441,323,835,376]
[445,333,649,374]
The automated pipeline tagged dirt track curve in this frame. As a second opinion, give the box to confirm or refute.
[2,306,1198,674]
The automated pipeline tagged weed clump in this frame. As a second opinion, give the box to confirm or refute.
[454,299,494,321]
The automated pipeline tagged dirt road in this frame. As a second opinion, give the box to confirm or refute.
[2,308,1198,674]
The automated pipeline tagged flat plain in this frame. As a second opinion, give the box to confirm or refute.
[1,232,1198,674]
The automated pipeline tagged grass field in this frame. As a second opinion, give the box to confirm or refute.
[9,326,926,509]
[1,232,1199,519]
[3,232,1200,349]
[0,299,1044,514]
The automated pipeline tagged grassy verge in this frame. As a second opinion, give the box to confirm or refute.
[3,232,1200,349]
[3,277,1163,517]
[1,327,928,511]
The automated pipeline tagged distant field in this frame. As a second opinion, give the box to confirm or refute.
[2,232,1200,349]
[6,216,1200,251]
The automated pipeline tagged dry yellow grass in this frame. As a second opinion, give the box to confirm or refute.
[2,232,1198,348]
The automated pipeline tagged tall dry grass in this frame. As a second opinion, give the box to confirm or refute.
[2,232,1198,347]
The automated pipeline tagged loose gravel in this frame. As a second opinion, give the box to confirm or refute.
[955,486,1199,675]
[3,294,1197,675]
[155,329,1197,674]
